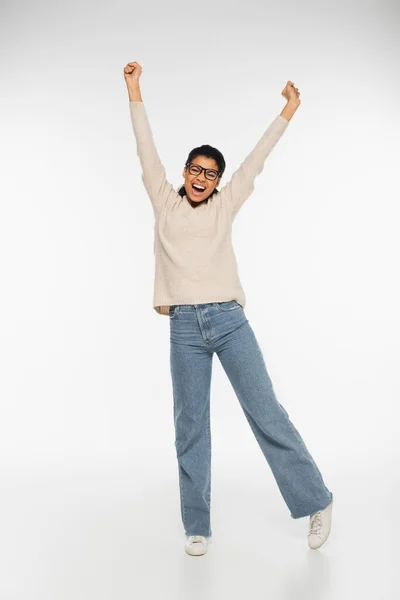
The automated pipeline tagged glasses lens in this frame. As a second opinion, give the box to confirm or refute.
[205,170,218,181]
[189,164,201,175]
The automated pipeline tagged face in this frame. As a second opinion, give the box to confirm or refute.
[182,155,222,203]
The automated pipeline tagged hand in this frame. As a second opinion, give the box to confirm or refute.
[281,81,301,106]
[124,61,143,87]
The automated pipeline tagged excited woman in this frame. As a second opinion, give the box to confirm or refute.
[124,61,333,556]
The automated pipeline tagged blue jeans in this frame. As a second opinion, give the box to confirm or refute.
[169,301,333,538]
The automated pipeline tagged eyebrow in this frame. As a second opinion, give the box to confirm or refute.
[192,163,218,170]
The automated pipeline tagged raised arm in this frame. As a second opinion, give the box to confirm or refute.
[124,62,172,216]
[220,81,301,217]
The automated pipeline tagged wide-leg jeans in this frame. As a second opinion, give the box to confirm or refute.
[169,300,333,538]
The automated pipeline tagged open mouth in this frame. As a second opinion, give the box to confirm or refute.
[191,184,206,196]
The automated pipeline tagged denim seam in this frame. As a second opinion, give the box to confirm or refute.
[178,465,188,526]
[215,302,242,312]
[206,402,212,537]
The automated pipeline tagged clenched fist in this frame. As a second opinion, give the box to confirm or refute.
[124,61,143,86]
[281,81,301,105]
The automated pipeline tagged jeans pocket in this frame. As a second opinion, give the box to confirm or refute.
[169,305,180,319]
[215,300,242,312]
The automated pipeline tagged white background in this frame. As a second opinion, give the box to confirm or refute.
[1,0,398,598]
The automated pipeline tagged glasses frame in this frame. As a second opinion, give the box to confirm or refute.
[185,162,221,181]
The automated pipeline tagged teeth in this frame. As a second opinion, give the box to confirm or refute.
[193,185,205,191]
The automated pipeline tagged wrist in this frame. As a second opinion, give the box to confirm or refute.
[287,98,300,108]
[127,81,143,102]
[280,98,300,121]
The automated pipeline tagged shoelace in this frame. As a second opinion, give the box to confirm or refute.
[309,511,323,535]
[188,535,206,543]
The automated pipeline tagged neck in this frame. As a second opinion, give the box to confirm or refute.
[186,196,208,208]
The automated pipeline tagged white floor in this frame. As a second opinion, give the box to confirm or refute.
[1,455,396,600]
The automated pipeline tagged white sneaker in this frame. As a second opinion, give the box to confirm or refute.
[184,535,209,556]
[308,498,333,549]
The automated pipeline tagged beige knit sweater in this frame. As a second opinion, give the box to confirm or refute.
[129,101,289,316]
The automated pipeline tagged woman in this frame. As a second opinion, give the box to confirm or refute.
[124,61,333,556]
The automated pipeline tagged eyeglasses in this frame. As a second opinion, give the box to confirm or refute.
[186,162,220,181]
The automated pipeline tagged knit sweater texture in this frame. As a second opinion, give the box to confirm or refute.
[129,100,289,316]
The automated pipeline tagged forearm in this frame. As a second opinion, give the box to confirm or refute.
[128,81,143,102]
[280,99,300,121]
[222,112,290,215]
[129,99,170,213]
